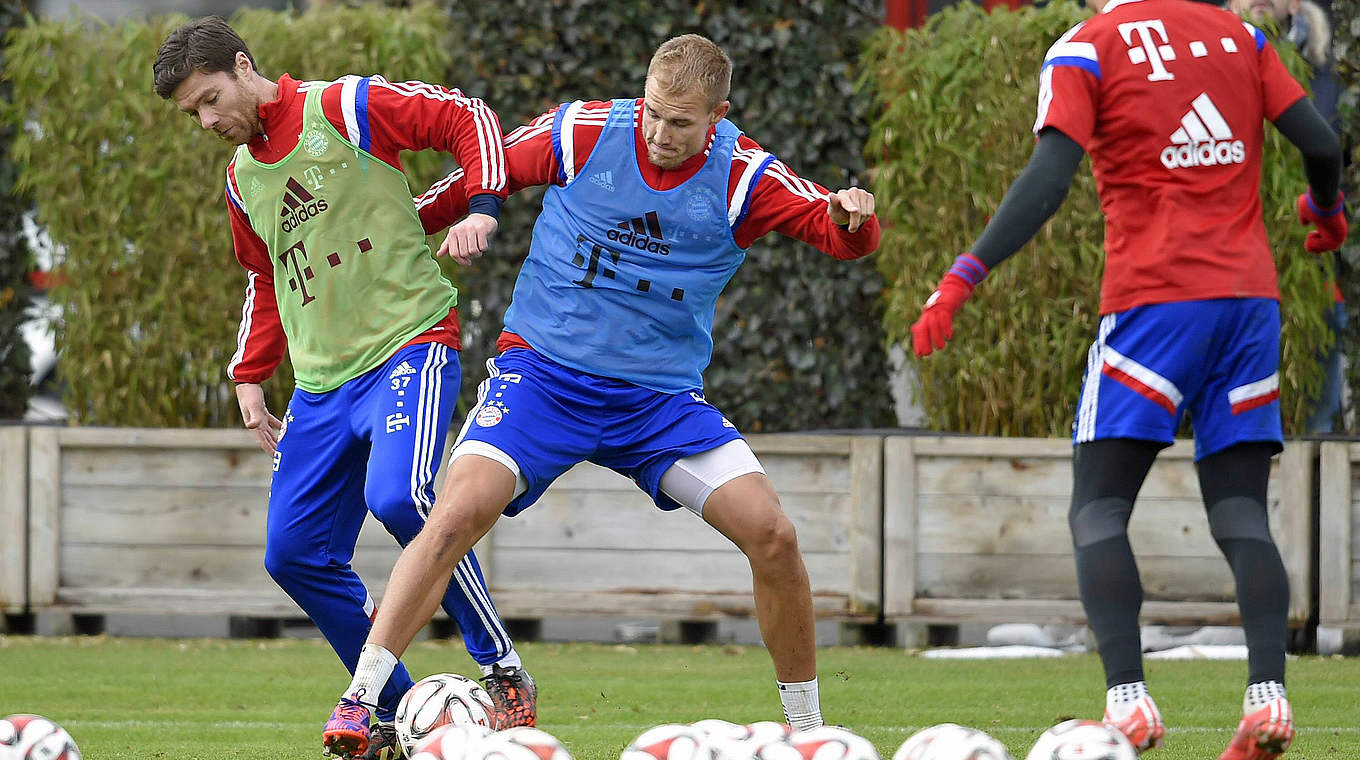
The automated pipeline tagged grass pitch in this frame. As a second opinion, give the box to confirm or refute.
[2,636,1357,759]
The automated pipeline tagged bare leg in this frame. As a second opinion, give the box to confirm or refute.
[367,454,517,657]
[700,472,816,682]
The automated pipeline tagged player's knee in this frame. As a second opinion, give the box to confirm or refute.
[1206,496,1273,544]
[1068,496,1133,549]
[263,535,315,583]
[742,511,801,567]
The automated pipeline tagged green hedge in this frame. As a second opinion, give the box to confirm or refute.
[4,5,452,426]
[863,1,1331,437]
[0,0,32,421]
[6,1,899,432]
[442,0,897,433]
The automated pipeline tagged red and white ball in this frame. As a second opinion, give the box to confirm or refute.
[1025,720,1136,760]
[894,723,1013,760]
[756,726,880,760]
[620,724,711,760]
[476,726,574,760]
[396,673,497,754]
[0,714,82,760]
[409,723,495,760]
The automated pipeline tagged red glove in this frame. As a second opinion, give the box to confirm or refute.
[911,254,989,357]
[1297,190,1348,254]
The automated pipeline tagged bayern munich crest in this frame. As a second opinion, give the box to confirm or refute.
[303,127,329,157]
[475,403,506,427]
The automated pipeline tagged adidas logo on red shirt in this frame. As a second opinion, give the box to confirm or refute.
[1160,93,1245,169]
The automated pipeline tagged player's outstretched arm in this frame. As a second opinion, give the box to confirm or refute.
[911,127,1084,357]
[1273,99,1346,253]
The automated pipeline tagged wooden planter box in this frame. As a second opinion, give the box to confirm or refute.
[1319,442,1360,629]
[20,428,882,621]
[883,436,1315,626]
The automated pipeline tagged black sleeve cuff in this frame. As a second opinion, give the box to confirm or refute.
[468,193,504,220]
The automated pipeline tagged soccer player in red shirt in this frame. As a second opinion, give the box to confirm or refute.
[910,0,1344,757]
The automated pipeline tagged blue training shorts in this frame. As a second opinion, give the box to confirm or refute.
[454,348,745,515]
[1073,298,1283,460]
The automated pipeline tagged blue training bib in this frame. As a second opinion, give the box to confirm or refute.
[504,98,747,393]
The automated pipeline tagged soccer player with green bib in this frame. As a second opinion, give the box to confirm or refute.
[154,17,536,759]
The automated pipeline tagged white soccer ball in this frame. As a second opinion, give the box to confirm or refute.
[396,673,497,754]
[894,723,1014,760]
[757,726,881,760]
[1025,720,1137,760]
[409,723,495,760]
[621,724,712,760]
[477,726,574,760]
[0,714,82,760]
[691,721,795,760]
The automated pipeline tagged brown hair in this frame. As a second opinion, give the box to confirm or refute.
[646,34,732,109]
[153,16,259,100]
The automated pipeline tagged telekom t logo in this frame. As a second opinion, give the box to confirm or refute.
[1119,20,1176,81]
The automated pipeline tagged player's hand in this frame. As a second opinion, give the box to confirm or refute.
[1297,190,1348,254]
[827,187,875,233]
[235,382,283,455]
[911,273,976,358]
[437,212,499,266]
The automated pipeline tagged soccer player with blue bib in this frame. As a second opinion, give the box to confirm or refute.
[910,0,1345,757]
[324,34,879,754]
[153,18,537,759]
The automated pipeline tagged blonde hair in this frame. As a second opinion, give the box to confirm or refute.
[646,34,732,109]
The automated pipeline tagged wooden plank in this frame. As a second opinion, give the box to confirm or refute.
[915,493,1229,558]
[487,589,860,620]
[60,447,274,488]
[848,436,883,614]
[913,436,1197,460]
[914,554,1248,604]
[59,545,403,594]
[55,427,259,449]
[28,427,60,605]
[905,598,1242,625]
[881,437,917,617]
[491,489,850,554]
[1275,442,1315,624]
[485,547,854,600]
[1318,442,1351,624]
[745,434,853,456]
[0,427,26,610]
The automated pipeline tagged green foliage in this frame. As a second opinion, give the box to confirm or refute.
[444,0,897,432]
[0,0,32,421]
[863,1,1330,436]
[4,637,1360,758]
[2,5,452,426]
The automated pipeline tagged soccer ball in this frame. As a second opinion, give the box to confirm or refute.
[1025,720,1137,760]
[893,723,1014,760]
[0,714,83,760]
[396,673,497,754]
[690,721,795,760]
[409,723,495,760]
[757,726,881,760]
[476,726,574,760]
[621,724,712,760]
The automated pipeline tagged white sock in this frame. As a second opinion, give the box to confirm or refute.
[479,649,523,676]
[1105,681,1150,721]
[778,677,822,732]
[1244,680,1287,712]
[344,644,398,709]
